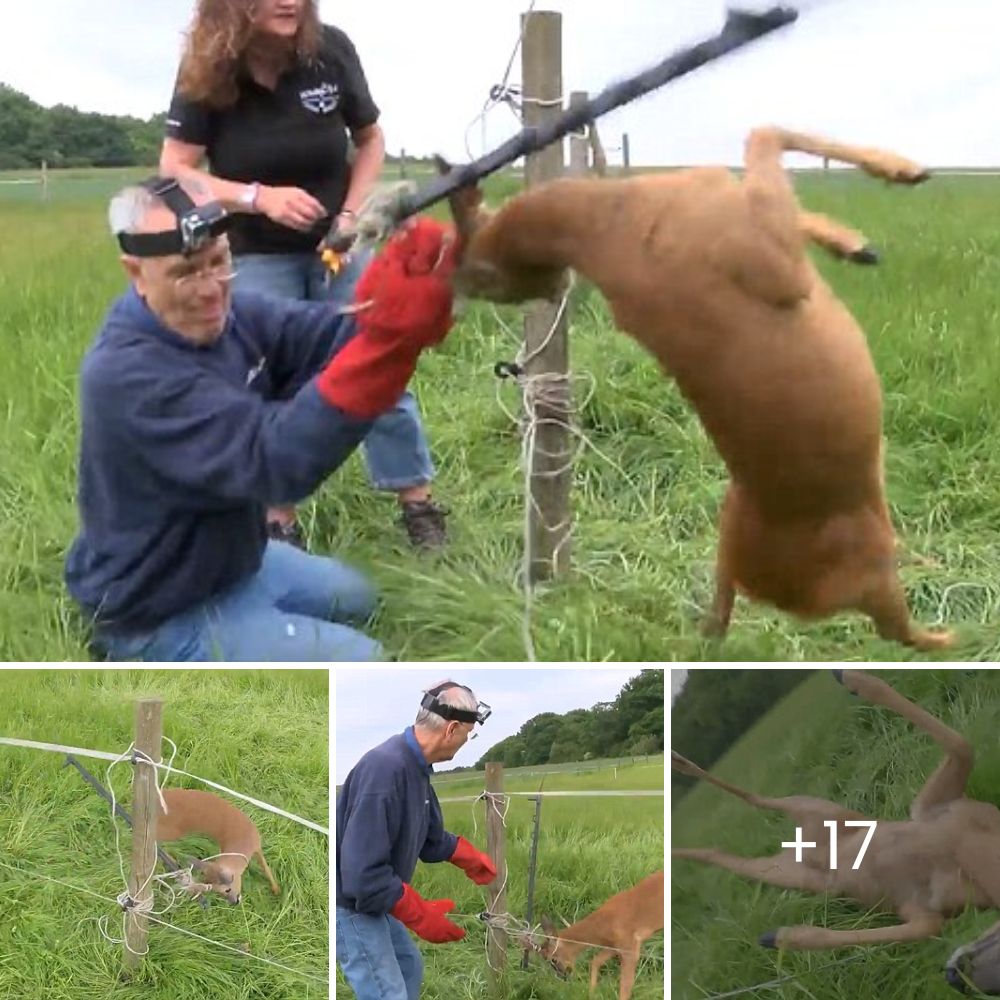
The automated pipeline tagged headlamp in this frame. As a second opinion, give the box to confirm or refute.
[117,176,232,258]
[421,682,491,726]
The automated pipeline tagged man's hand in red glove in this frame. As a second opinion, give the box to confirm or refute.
[317,217,458,420]
[449,836,497,885]
[390,882,465,943]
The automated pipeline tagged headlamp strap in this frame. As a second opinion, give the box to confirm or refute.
[421,683,481,725]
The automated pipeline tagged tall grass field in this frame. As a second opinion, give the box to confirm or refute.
[336,755,665,999]
[672,669,1000,1000]
[1,168,999,660]
[0,669,328,999]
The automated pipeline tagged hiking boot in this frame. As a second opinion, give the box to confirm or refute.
[267,519,307,550]
[400,500,449,550]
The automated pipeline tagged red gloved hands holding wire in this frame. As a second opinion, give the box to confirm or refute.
[390,882,466,943]
[448,836,497,885]
[317,216,458,420]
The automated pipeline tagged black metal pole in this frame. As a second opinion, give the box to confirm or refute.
[521,794,543,970]
[322,6,797,254]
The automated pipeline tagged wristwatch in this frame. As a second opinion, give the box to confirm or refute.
[238,182,261,212]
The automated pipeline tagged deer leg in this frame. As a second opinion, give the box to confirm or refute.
[672,752,866,824]
[798,210,878,264]
[855,570,953,650]
[672,849,829,893]
[762,903,942,951]
[588,949,617,993]
[255,849,281,895]
[617,945,640,1000]
[834,670,972,817]
[702,487,737,638]
[763,127,929,184]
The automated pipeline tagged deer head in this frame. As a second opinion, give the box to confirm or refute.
[188,856,243,905]
[531,914,576,978]
[434,156,571,306]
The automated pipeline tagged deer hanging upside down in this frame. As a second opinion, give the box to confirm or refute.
[531,870,664,1000]
[673,670,1000,995]
[155,787,280,905]
[439,127,951,650]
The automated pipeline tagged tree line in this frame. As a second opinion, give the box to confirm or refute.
[466,669,664,772]
[671,668,813,804]
[0,85,167,170]
[0,83,441,173]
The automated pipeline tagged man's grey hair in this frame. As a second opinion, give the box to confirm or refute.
[414,679,479,731]
[107,176,212,237]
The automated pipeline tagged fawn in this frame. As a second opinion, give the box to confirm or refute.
[155,787,280,905]
[532,870,664,1000]
[439,127,951,650]
[673,670,1000,995]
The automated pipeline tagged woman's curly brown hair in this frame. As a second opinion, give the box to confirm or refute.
[177,0,322,109]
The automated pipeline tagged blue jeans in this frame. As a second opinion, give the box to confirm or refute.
[232,251,435,492]
[99,541,382,662]
[336,907,423,1000]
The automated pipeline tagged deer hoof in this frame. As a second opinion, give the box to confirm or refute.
[759,930,779,949]
[848,245,879,265]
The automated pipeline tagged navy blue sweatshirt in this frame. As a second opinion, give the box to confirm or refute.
[336,728,458,914]
[65,286,373,633]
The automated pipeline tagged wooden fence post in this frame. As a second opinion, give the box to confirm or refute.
[485,763,507,994]
[622,132,631,175]
[122,698,162,978]
[521,9,572,584]
[568,91,589,178]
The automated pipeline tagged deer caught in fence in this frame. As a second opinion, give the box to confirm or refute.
[438,126,951,651]
[155,788,280,905]
[673,669,1000,996]
[530,869,663,1000]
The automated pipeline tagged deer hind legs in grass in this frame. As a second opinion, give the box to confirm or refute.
[832,669,973,818]
[855,568,953,651]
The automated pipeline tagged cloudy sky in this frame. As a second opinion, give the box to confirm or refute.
[6,0,1000,167]
[334,667,649,783]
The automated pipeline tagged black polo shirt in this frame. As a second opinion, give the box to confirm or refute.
[165,24,380,256]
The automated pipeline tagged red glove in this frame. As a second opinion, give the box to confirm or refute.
[317,217,457,419]
[448,836,497,885]
[390,882,465,943]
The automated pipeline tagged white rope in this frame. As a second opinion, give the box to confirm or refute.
[440,789,664,803]
[0,858,326,985]
[0,735,327,834]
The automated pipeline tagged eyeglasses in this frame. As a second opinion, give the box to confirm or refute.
[173,262,238,292]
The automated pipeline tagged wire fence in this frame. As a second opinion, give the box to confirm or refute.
[0,734,327,834]
[0,731,328,988]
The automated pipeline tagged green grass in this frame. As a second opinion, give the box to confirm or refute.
[0,669,328,999]
[337,756,665,999]
[2,168,999,660]
[672,668,1000,1000]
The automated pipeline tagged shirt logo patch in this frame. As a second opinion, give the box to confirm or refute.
[246,356,267,386]
[299,82,340,114]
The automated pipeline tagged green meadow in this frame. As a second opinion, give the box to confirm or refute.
[1,168,998,660]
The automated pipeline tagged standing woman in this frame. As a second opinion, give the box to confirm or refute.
[160,0,448,550]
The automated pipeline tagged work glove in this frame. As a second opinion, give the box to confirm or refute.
[448,836,497,885]
[317,217,457,419]
[390,882,465,943]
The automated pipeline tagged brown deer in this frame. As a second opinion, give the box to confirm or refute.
[437,127,952,650]
[155,787,280,904]
[531,869,664,999]
[673,669,1000,995]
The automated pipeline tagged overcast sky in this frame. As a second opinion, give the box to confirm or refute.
[334,667,649,783]
[6,1,1000,167]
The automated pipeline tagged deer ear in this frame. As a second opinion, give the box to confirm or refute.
[188,856,207,871]
[433,153,451,176]
[540,915,556,935]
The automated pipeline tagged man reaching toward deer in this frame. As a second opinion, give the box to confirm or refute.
[336,680,497,1000]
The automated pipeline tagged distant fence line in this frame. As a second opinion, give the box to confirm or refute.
[431,754,661,785]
